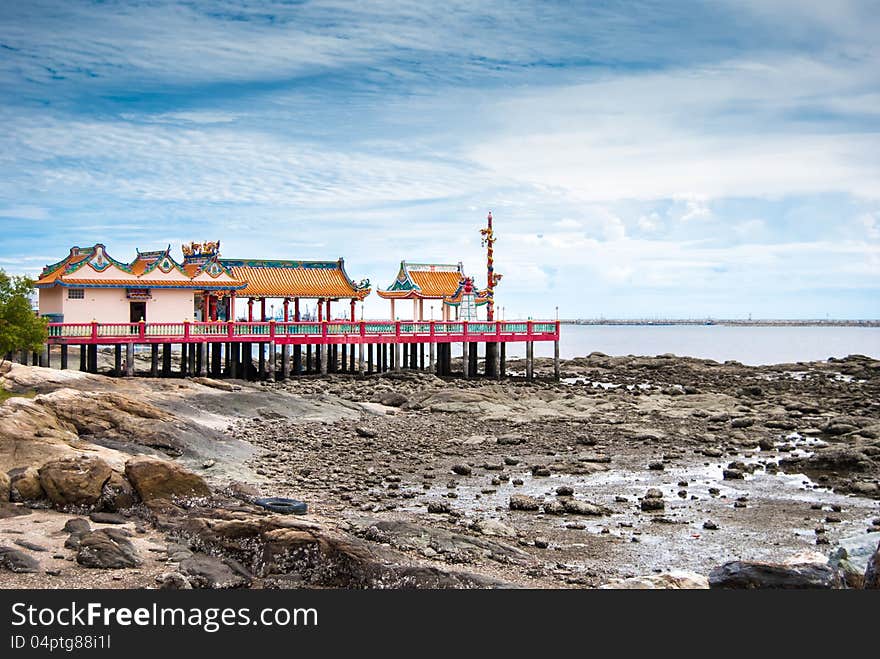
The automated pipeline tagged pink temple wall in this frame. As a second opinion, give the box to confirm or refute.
[40,287,196,324]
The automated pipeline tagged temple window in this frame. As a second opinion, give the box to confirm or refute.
[67,288,85,300]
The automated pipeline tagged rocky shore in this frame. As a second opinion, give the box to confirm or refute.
[1,352,878,589]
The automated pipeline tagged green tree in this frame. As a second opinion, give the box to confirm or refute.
[0,269,48,363]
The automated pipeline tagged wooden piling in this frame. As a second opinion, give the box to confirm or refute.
[554,339,560,381]
[526,341,534,381]
[281,344,290,380]
[161,343,172,377]
[125,343,134,377]
[267,342,276,381]
[60,344,68,370]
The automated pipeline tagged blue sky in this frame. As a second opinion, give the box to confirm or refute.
[1,0,878,319]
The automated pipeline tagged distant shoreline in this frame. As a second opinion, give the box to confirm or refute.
[561,319,880,327]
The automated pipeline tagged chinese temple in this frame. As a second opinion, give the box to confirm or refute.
[27,214,560,383]
[36,242,371,324]
[377,261,490,321]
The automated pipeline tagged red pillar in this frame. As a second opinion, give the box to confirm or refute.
[202,294,209,322]
[283,298,289,322]
[294,298,300,321]
[317,299,323,322]
[350,299,356,322]
[326,299,331,321]
[248,298,253,322]
[230,291,236,321]
[261,298,267,322]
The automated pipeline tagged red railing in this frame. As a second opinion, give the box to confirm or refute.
[46,320,560,345]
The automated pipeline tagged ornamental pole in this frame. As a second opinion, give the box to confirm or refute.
[481,210,497,321]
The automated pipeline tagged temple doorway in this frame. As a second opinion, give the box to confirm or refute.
[130,301,146,323]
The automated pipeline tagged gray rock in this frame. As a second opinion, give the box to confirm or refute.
[89,512,127,524]
[709,561,842,589]
[155,572,192,590]
[0,545,40,573]
[865,541,880,589]
[355,426,379,439]
[14,539,47,552]
[76,529,142,569]
[179,555,250,589]
[451,464,472,476]
[427,501,451,514]
[561,499,609,516]
[509,495,542,511]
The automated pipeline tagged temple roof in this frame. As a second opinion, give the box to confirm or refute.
[36,244,245,290]
[377,261,465,300]
[219,259,371,300]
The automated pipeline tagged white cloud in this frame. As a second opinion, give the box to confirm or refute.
[468,56,880,202]
[0,205,50,220]
[637,212,661,232]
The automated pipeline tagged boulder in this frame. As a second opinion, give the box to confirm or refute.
[101,471,137,511]
[560,499,609,516]
[509,495,542,511]
[472,518,517,539]
[179,555,250,589]
[156,572,193,590]
[378,392,408,407]
[8,466,44,501]
[76,529,141,569]
[0,470,9,503]
[0,545,40,573]
[709,560,842,589]
[38,456,113,508]
[600,571,709,589]
[865,541,880,589]
[124,457,210,502]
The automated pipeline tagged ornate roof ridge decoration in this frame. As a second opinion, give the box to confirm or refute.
[139,247,189,277]
[405,261,463,272]
[444,275,490,306]
[219,258,341,269]
[64,244,135,276]
[181,240,220,259]
[40,246,91,279]
[192,254,236,280]
[35,243,245,290]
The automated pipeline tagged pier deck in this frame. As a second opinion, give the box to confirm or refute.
[37,320,560,380]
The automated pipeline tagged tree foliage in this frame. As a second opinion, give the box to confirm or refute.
[0,269,47,359]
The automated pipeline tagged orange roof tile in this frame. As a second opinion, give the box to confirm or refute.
[37,250,92,285]
[377,261,465,299]
[221,260,370,299]
[59,278,242,289]
[409,270,462,297]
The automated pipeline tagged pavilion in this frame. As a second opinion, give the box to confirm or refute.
[377,261,488,321]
